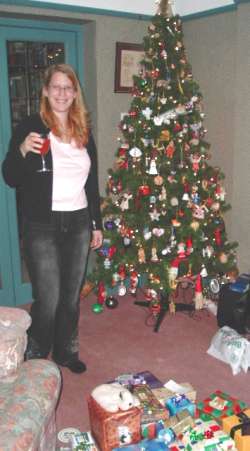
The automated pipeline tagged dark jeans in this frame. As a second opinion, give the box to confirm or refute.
[23,208,90,363]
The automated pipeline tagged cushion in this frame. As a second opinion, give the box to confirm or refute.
[0,307,31,378]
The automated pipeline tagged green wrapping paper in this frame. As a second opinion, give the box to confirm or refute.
[196,390,247,425]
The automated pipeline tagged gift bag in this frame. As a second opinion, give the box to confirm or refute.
[207,326,250,375]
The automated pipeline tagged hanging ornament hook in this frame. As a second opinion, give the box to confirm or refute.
[156,0,173,17]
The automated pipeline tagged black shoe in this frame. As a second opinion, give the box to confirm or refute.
[25,337,47,361]
[55,358,87,374]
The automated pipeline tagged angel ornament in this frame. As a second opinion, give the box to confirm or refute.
[151,247,159,262]
[138,246,146,264]
[148,159,158,175]
[159,186,167,201]
[120,193,133,211]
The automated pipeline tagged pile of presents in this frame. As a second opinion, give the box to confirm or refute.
[72,371,250,451]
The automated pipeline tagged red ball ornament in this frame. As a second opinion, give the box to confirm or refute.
[138,185,151,196]
[151,69,160,79]
[118,264,126,280]
[206,197,213,207]
[174,123,182,132]
[129,110,137,117]
[118,147,128,156]
[108,245,117,259]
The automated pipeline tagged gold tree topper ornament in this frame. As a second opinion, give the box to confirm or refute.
[156,0,173,17]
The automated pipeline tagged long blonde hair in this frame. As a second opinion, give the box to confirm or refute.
[40,64,90,147]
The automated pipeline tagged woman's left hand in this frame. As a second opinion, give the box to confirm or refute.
[90,230,103,250]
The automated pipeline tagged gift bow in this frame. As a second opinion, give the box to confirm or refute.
[172,394,187,407]
[190,428,214,443]
[230,411,250,438]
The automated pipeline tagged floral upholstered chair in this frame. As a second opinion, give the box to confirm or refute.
[0,307,61,451]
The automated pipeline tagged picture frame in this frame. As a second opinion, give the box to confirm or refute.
[114,42,144,93]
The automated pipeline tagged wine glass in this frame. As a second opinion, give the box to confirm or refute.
[37,133,51,173]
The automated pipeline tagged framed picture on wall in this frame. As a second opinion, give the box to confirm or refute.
[114,42,144,93]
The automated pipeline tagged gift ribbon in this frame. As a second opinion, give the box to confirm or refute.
[230,411,250,438]
[172,394,186,407]
[189,427,215,443]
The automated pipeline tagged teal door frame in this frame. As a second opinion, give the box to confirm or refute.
[0,17,84,306]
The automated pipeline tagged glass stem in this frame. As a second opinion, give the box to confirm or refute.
[41,155,46,171]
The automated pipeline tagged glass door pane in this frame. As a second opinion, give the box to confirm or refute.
[8,41,65,128]
[7,41,65,284]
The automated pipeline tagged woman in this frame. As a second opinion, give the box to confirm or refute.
[2,64,103,373]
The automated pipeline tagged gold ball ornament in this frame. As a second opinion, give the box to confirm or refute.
[219,253,228,264]
[154,175,164,186]
[190,220,200,231]
[160,130,170,141]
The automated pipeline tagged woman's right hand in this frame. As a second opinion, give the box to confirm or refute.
[20,132,44,158]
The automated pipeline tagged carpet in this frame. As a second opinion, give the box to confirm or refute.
[55,290,250,442]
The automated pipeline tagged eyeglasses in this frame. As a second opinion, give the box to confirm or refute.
[48,84,75,95]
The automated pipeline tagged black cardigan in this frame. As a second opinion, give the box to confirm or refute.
[2,113,102,230]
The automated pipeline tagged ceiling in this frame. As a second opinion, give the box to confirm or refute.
[36,0,237,18]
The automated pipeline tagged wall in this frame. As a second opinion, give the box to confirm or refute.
[0,2,148,191]
[183,4,250,271]
[0,2,249,271]
[183,11,236,229]
[231,3,250,272]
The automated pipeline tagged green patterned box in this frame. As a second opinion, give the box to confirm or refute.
[196,390,247,425]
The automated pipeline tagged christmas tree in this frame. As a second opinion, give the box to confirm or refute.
[90,0,238,313]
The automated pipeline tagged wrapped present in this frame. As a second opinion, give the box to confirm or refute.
[169,441,185,450]
[157,427,175,445]
[153,384,196,407]
[152,387,179,406]
[114,373,145,388]
[163,409,195,436]
[112,444,142,451]
[87,396,141,451]
[181,383,196,403]
[113,371,162,390]
[222,409,250,451]
[134,371,163,389]
[138,438,170,450]
[132,384,169,424]
[113,438,169,450]
[166,394,195,417]
[70,431,98,450]
[181,418,237,450]
[196,390,247,425]
[80,280,94,299]
[164,381,196,403]
[141,422,157,439]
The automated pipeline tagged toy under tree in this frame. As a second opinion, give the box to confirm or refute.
[90,0,238,318]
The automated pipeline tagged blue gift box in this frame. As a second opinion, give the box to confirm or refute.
[112,445,142,451]
[166,394,195,417]
[113,439,169,450]
[229,273,250,293]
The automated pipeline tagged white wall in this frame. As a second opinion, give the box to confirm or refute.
[33,0,235,17]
